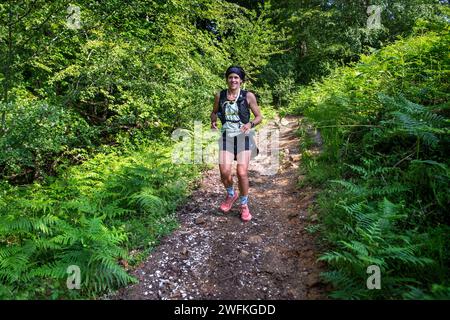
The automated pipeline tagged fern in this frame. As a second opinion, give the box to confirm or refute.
[319,197,436,299]
[378,94,446,148]
[330,179,365,195]
[0,141,201,298]
[129,188,166,214]
[294,27,449,299]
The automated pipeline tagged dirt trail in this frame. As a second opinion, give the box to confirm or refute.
[109,116,329,300]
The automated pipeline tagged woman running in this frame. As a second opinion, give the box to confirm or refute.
[210,66,262,221]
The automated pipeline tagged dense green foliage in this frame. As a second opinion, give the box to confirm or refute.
[289,18,449,299]
[0,142,199,298]
[259,0,446,107]
[0,0,278,299]
[1,0,449,300]
[0,0,277,182]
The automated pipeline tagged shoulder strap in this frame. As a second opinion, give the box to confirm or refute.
[218,89,227,110]
[217,90,228,124]
[220,89,227,100]
[238,89,247,99]
[238,89,249,108]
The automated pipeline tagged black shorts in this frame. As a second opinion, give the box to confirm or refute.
[218,131,259,161]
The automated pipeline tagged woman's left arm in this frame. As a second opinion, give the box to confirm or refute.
[241,91,263,133]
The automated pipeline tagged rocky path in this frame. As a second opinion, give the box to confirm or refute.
[109,116,329,300]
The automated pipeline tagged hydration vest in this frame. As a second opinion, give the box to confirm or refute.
[217,89,250,125]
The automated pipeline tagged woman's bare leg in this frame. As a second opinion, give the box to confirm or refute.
[219,150,234,188]
[236,150,251,197]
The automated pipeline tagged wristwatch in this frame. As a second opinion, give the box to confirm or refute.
[250,121,255,128]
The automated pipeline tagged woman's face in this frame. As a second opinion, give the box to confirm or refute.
[227,73,242,90]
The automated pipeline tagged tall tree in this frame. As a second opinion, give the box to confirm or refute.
[266,0,445,84]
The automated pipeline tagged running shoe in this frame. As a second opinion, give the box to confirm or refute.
[240,204,252,221]
[219,192,239,213]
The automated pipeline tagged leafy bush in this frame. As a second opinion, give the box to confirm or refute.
[1,0,279,181]
[290,21,449,299]
[0,100,95,182]
[0,143,199,299]
[0,0,279,300]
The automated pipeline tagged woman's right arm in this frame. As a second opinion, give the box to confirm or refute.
[211,92,220,129]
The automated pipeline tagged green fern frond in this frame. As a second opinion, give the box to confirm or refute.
[330,179,366,195]
[0,216,33,234]
[129,188,166,213]
[318,251,358,265]
[27,262,67,279]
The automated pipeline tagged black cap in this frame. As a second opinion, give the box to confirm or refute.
[225,66,245,82]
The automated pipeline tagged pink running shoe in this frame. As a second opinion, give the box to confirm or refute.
[240,204,252,222]
[219,192,239,213]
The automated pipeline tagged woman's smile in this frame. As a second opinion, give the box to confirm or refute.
[227,74,241,88]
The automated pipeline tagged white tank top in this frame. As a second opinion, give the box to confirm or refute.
[221,89,243,138]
